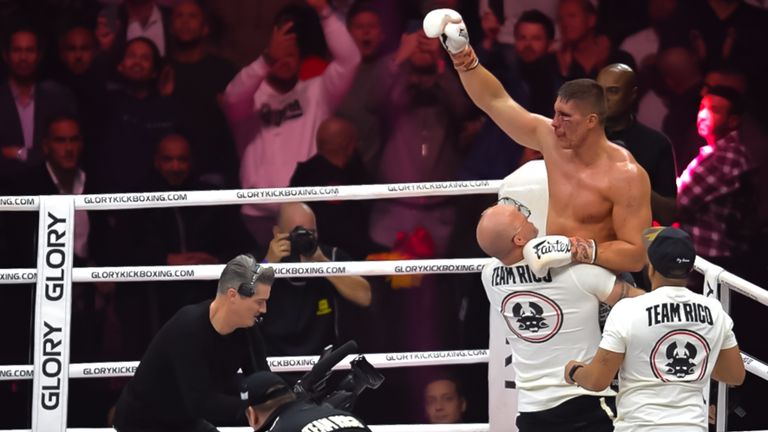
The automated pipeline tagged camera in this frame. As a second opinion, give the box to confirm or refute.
[289,225,318,257]
[293,341,384,411]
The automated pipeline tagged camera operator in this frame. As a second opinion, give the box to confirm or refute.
[241,371,372,432]
[261,202,371,356]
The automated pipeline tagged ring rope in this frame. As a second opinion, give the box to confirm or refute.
[0,180,500,212]
[1,348,765,383]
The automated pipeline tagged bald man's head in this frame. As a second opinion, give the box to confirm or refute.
[597,63,637,122]
[317,117,358,168]
[476,204,538,264]
[276,202,317,234]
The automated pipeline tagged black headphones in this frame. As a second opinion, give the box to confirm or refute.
[237,262,262,297]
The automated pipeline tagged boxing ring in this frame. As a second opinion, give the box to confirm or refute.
[1,181,767,432]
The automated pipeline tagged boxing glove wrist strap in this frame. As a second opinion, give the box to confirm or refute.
[451,46,479,72]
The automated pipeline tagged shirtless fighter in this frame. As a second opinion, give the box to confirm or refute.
[423,9,652,276]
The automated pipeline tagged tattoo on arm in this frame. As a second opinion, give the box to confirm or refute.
[571,237,596,264]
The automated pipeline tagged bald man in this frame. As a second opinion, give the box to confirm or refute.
[477,202,644,432]
[289,117,374,259]
[597,63,677,226]
[260,202,371,356]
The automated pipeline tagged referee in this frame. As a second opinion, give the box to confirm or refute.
[113,254,275,432]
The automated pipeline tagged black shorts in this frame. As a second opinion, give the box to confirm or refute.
[516,395,615,432]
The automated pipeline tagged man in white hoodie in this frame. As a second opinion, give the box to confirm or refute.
[222,0,360,247]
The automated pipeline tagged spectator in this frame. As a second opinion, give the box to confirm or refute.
[166,0,239,187]
[8,116,91,264]
[424,376,467,424]
[555,0,635,80]
[56,25,111,166]
[678,86,752,267]
[260,202,371,357]
[460,9,561,181]
[688,0,768,74]
[0,27,77,185]
[336,1,387,174]
[119,0,172,56]
[597,63,677,225]
[637,44,704,173]
[222,0,360,248]
[136,133,251,326]
[289,117,377,259]
[477,0,560,45]
[619,0,683,70]
[91,37,176,193]
[2,115,106,426]
[369,30,473,256]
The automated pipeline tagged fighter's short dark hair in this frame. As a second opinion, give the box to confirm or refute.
[557,79,607,124]
[514,9,555,41]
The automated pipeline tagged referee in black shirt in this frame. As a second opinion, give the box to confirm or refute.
[114,254,275,432]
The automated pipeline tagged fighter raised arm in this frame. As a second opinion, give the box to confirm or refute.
[423,9,651,274]
[423,9,550,152]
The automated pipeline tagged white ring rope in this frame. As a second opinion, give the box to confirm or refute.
[2,348,766,383]
[0,349,490,381]
[0,259,490,285]
[0,180,500,212]
[2,425,492,432]
[1,257,766,310]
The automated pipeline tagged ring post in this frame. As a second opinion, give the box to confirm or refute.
[31,196,75,432]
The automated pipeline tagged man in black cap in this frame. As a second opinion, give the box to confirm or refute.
[563,227,745,432]
[240,371,372,432]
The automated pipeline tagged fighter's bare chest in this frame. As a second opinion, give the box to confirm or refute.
[547,169,613,224]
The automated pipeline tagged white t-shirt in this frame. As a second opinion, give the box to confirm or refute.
[481,259,616,412]
[599,286,738,432]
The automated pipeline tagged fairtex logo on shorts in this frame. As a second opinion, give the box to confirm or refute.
[531,238,570,259]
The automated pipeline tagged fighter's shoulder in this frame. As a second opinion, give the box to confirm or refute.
[605,144,651,190]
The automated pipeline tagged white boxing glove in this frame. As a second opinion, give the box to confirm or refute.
[523,235,573,278]
[422,8,469,54]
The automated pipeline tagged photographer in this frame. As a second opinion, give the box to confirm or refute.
[241,371,372,432]
[261,202,371,356]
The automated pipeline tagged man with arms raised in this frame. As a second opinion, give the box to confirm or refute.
[423,10,652,275]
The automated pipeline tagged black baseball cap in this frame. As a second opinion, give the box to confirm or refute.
[643,227,696,278]
[240,371,291,407]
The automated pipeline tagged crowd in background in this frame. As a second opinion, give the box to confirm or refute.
[0,0,767,428]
